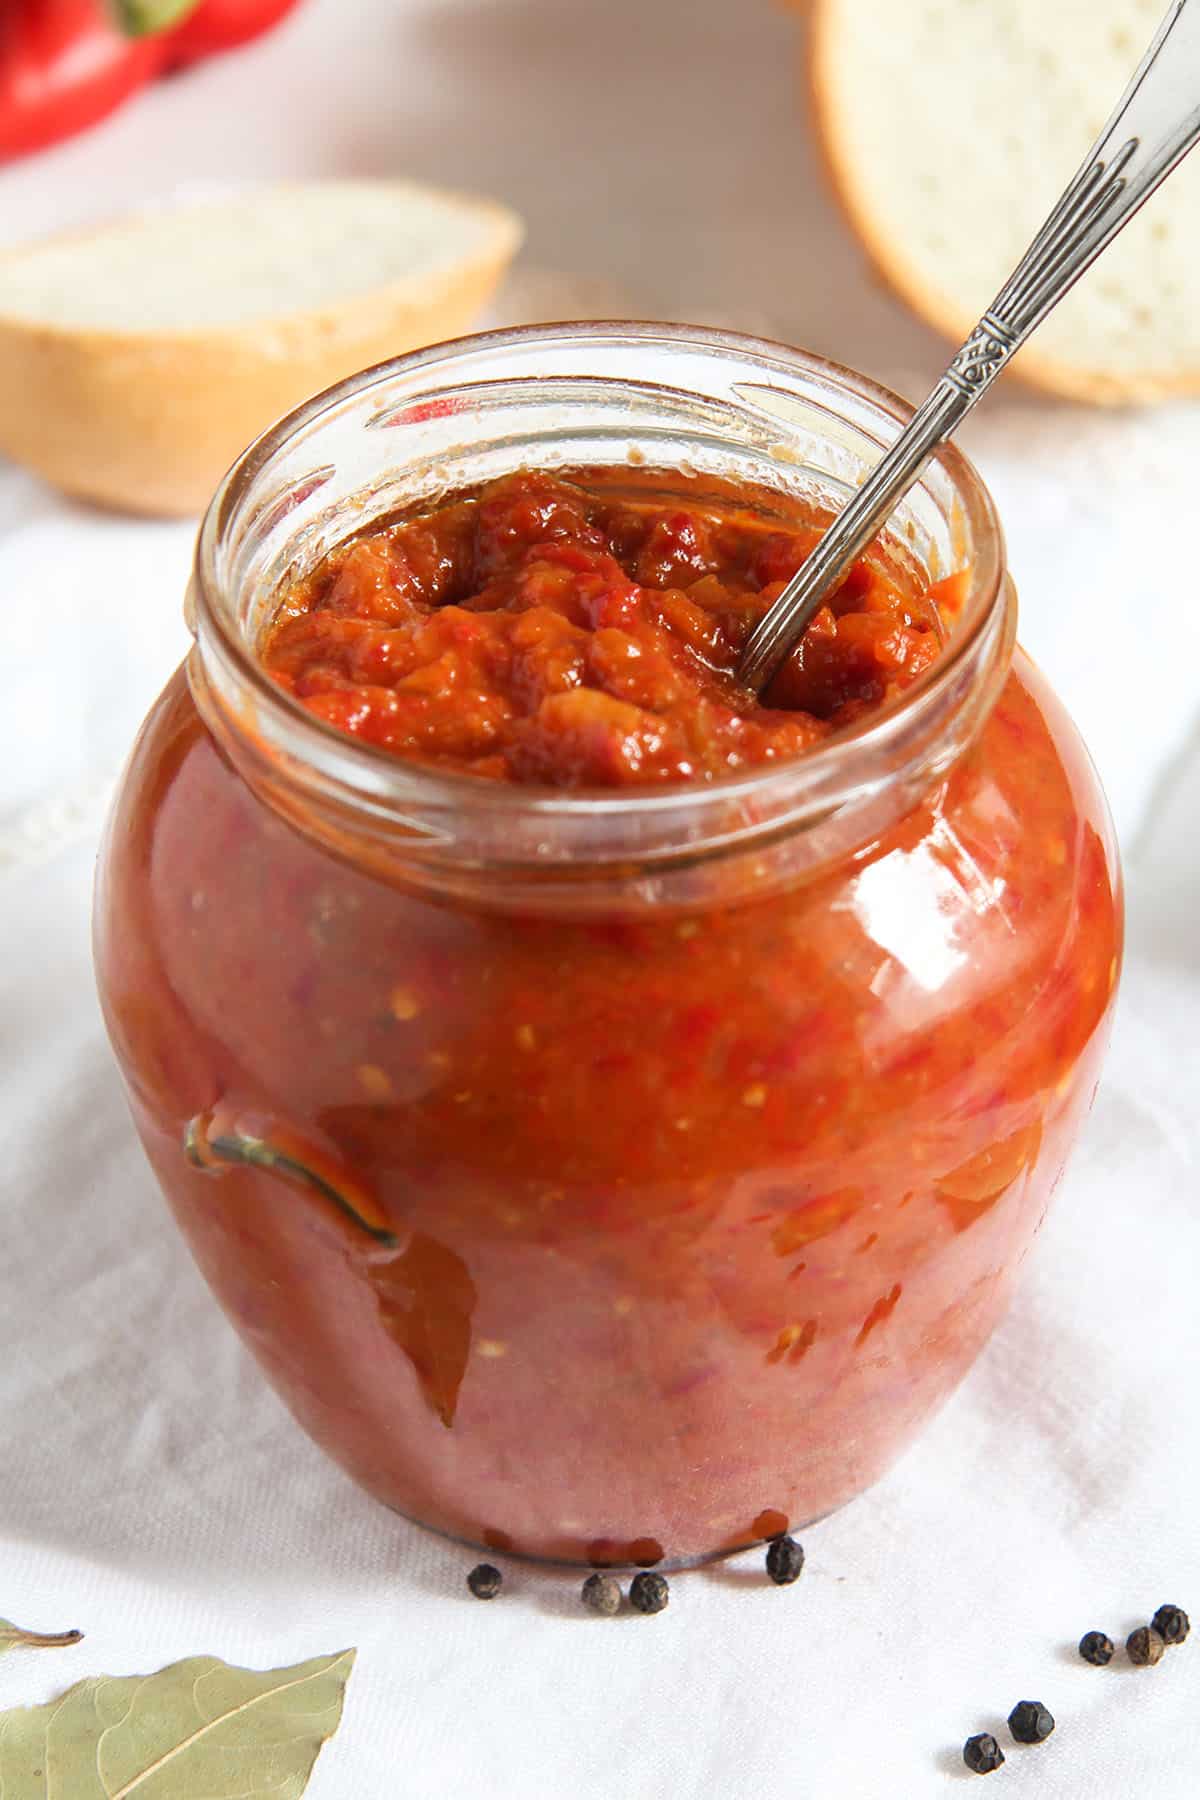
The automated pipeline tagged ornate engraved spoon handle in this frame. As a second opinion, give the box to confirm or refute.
[739,0,1200,694]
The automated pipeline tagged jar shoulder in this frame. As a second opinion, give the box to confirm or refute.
[96,652,1120,1152]
[96,650,1122,1011]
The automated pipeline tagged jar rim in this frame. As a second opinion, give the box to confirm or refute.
[192,320,1007,836]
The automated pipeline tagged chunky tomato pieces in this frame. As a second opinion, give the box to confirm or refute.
[262,469,942,787]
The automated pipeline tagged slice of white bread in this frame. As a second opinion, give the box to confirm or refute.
[810,0,1200,404]
[0,181,523,516]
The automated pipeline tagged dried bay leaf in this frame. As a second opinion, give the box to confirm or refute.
[0,1620,82,1655]
[372,1231,478,1428]
[0,1646,355,1797]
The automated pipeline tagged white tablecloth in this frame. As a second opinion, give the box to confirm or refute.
[1,3,1197,1795]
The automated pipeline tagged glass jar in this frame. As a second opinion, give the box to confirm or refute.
[93,324,1121,1568]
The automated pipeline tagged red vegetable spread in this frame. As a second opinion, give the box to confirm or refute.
[261,469,944,785]
[94,459,1122,1566]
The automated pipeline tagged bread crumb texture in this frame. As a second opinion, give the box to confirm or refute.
[0,181,515,333]
[814,0,1198,401]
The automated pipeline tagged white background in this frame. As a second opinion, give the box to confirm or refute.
[0,2,1197,1795]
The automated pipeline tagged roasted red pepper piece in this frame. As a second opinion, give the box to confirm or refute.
[0,1,163,162]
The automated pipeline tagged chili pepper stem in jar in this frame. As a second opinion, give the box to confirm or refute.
[94,324,1122,1568]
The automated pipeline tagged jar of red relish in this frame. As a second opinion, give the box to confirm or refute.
[94,325,1121,1568]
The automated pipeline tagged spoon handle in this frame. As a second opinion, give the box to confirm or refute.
[738,0,1200,694]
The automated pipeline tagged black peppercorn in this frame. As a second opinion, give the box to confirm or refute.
[1127,1625,1165,1666]
[467,1563,503,1600]
[1151,1604,1190,1646]
[962,1733,1005,1774]
[1008,1700,1055,1744]
[1079,1630,1115,1666]
[765,1535,805,1586]
[581,1573,621,1616]
[629,1571,669,1615]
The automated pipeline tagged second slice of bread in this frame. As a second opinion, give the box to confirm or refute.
[810,0,1200,404]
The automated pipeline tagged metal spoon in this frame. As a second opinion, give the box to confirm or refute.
[738,0,1200,695]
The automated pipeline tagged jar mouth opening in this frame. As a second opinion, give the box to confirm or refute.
[193,320,1006,827]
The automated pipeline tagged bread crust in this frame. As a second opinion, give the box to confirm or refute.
[808,0,1199,406]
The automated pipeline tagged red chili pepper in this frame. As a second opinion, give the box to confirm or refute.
[163,0,300,68]
[0,1,164,162]
[0,0,301,164]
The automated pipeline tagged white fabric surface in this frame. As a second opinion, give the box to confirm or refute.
[1,2,1197,1795]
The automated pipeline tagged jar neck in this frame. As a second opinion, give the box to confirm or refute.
[186,323,1013,915]
[189,574,1014,915]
